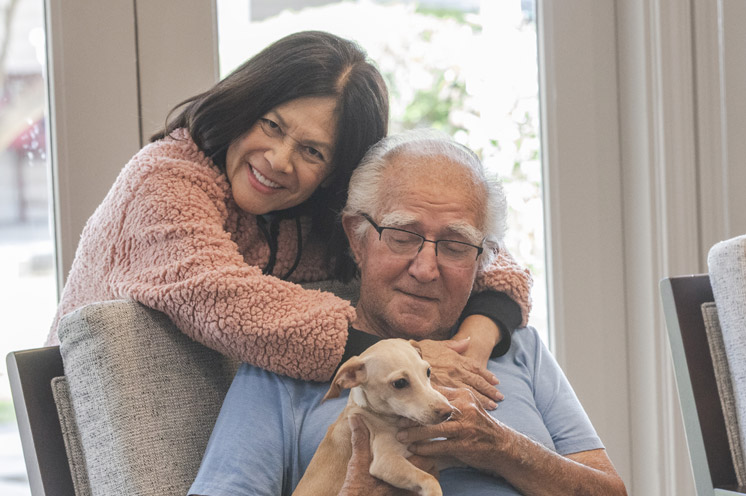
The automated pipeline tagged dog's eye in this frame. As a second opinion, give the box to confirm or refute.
[392,378,409,389]
[426,368,431,378]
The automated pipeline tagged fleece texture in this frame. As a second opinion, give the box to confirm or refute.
[48,129,532,381]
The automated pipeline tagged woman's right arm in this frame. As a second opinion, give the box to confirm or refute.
[109,158,355,381]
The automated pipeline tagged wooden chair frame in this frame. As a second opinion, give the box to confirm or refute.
[661,274,746,495]
[7,346,75,496]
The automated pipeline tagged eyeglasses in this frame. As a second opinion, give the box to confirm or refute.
[257,117,330,169]
[361,214,484,269]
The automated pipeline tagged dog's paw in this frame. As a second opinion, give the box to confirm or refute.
[418,478,442,496]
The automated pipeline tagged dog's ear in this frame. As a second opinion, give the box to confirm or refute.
[408,340,424,358]
[323,356,367,401]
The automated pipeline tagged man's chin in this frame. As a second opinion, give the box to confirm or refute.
[387,315,446,341]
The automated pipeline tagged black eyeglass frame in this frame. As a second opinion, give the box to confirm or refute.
[360,213,485,261]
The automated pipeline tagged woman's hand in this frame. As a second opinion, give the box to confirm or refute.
[412,338,503,410]
[452,314,502,369]
[339,415,437,496]
[395,387,505,475]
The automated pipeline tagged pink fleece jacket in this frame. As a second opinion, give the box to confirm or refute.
[48,129,532,381]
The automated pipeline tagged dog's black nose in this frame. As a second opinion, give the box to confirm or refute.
[435,406,453,423]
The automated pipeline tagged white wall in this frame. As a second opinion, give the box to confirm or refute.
[45,0,141,290]
[615,0,746,493]
[45,0,218,286]
[538,0,631,484]
[536,0,746,494]
[696,0,746,248]
[616,0,701,492]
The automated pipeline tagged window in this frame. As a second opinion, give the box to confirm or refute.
[217,0,548,342]
[0,0,54,493]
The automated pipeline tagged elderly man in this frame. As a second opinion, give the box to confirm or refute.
[188,131,627,496]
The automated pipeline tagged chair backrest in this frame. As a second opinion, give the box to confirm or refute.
[661,274,743,495]
[57,299,239,495]
[8,279,361,496]
[708,233,746,485]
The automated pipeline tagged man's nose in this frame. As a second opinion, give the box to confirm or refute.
[266,141,294,174]
[407,242,440,282]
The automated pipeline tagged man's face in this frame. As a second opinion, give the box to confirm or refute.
[345,155,483,340]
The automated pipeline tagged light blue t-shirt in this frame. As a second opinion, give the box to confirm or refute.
[189,327,603,495]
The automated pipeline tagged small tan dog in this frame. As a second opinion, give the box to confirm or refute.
[293,338,454,496]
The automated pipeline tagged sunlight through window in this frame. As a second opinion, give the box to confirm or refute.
[217,0,547,343]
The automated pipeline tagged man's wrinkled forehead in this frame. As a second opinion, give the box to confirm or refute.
[380,210,482,245]
[376,154,486,228]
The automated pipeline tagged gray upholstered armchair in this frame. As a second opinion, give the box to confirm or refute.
[8,279,359,496]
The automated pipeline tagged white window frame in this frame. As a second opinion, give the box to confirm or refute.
[45,0,218,291]
[45,1,746,494]
[538,0,632,487]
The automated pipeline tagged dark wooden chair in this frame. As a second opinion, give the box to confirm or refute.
[661,274,746,495]
[7,346,75,496]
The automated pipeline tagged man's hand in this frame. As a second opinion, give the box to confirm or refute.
[339,415,438,496]
[398,389,628,496]
[413,339,503,410]
[395,387,505,474]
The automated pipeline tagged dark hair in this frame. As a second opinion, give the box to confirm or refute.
[152,31,389,281]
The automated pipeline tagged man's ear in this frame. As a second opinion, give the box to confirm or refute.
[342,215,365,265]
[323,356,367,401]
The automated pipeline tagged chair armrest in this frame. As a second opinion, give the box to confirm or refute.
[57,300,237,495]
[716,487,746,495]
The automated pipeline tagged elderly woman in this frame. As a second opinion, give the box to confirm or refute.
[48,32,532,400]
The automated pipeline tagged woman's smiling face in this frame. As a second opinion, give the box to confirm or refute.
[225,96,338,215]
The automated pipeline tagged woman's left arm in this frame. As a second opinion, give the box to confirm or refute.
[472,248,533,328]
[451,314,502,366]
[453,289,523,366]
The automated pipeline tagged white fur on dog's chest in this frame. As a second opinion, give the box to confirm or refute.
[346,402,413,458]
[293,339,452,496]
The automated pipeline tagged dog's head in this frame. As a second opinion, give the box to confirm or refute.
[324,338,453,425]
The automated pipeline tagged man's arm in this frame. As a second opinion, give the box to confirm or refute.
[398,388,627,496]
[189,365,295,496]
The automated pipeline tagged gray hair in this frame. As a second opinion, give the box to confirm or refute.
[342,129,507,270]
